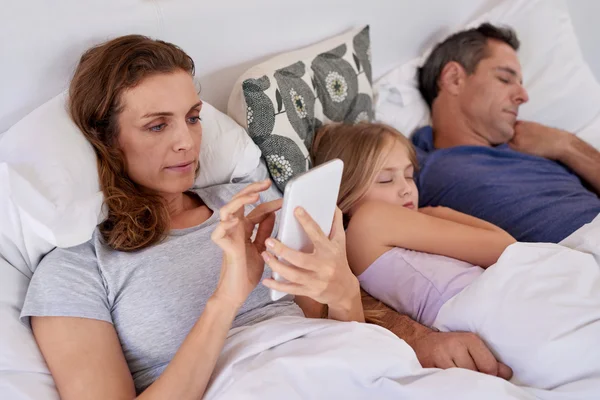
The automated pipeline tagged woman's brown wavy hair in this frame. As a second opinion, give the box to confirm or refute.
[69,35,196,252]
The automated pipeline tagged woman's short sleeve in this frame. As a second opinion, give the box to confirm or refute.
[20,239,112,326]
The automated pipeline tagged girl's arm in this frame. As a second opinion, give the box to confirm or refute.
[419,206,512,234]
[346,201,516,275]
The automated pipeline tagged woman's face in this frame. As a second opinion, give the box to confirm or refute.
[117,70,202,196]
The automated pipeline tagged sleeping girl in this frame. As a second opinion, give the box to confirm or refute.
[311,122,516,327]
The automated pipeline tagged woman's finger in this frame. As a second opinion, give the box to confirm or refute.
[220,193,260,221]
[329,207,346,246]
[247,199,283,225]
[254,213,276,253]
[262,251,314,286]
[232,179,272,200]
[264,238,312,270]
[210,218,241,251]
[294,207,328,248]
[239,199,282,238]
[262,278,306,297]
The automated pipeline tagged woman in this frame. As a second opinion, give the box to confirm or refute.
[20,35,363,399]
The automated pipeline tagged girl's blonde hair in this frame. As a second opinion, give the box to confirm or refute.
[311,122,418,217]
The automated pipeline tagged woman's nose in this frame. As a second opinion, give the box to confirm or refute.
[173,124,194,152]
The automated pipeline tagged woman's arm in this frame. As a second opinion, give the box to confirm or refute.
[346,201,516,274]
[32,181,283,400]
[32,297,239,400]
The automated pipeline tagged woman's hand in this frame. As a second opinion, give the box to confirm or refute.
[211,180,282,310]
[261,207,364,322]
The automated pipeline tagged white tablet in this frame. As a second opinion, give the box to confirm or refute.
[270,158,344,301]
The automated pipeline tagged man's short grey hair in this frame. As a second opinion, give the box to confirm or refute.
[418,23,520,109]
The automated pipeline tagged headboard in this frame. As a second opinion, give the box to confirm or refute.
[2,0,598,133]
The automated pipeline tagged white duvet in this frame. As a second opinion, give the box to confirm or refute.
[434,215,600,399]
[204,216,600,400]
[4,220,600,400]
[204,316,533,400]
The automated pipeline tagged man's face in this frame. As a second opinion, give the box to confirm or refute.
[458,39,529,145]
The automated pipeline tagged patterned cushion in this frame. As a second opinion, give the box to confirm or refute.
[228,26,373,191]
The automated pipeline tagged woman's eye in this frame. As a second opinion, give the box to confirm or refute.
[187,116,202,124]
[149,123,166,132]
[378,179,393,184]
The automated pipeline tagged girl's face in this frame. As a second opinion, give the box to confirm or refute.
[353,137,419,213]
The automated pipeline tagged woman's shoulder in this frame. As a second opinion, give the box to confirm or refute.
[39,229,103,271]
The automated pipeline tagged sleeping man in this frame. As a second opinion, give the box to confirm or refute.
[363,22,600,382]
[412,22,600,243]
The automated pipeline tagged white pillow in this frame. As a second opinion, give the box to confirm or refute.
[0,92,261,277]
[0,255,59,399]
[374,0,600,150]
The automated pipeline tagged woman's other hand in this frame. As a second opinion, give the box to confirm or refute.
[262,207,364,322]
[211,179,282,309]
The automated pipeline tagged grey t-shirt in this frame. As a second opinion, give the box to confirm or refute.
[21,163,303,393]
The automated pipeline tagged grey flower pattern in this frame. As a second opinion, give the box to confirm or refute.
[289,88,308,118]
[325,71,348,103]
[311,44,359,122]
[274,61,319,149]
[354,111,369,124]
[240,26,373,190]
[352,26,372,85]
[242,76,275,146]
[344,93,374,125]
[262,134,308,190]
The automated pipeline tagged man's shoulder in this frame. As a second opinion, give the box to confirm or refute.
[411,126,435,152]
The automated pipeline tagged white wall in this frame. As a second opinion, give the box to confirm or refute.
[567,0,600,79]
[0,0,598,133]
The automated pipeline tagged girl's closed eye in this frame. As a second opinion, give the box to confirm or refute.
[377,172,394,184]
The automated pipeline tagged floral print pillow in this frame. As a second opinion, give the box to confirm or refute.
[233,26,373,191]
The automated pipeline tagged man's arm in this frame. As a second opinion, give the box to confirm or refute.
[361,290,513,379]
[558,134,600,196]
[511,121,600,195]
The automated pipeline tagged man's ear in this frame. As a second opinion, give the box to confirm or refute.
[438,61,467,96]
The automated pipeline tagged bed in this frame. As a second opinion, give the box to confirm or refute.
[2,0,600,399]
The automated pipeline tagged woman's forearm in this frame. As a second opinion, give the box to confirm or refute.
[137,297,238,400]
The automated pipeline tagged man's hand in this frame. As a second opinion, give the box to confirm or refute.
[509,120,569,160]
[413,330,513,379]
[360,290,513,379]
[510,120,600,195]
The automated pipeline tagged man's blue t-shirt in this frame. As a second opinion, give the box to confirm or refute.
[412,126,600,243]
